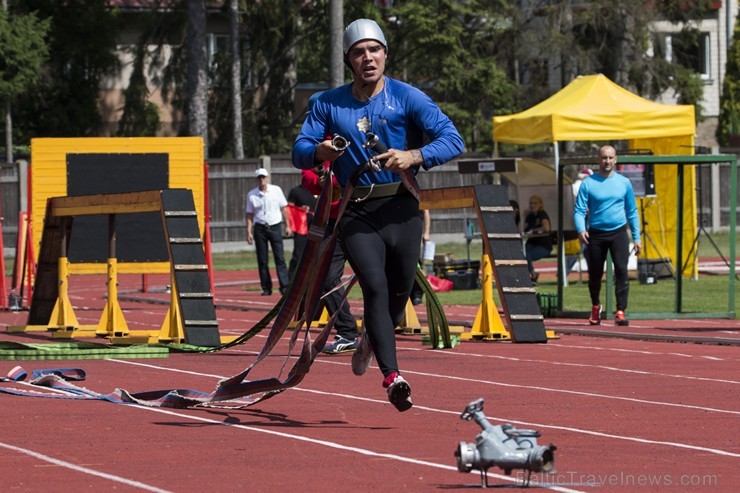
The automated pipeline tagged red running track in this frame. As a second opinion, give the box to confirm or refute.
[0,270,738,492]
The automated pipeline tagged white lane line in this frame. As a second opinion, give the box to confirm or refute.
[2,365,581,492]
[543,342,738,361]
[124,404,585,493]
[296,387,740,460]
[109,353,740,415]
[105,359,740,458]
[402,367,740,416]
[0,441,172,493]
[403,347,740,385]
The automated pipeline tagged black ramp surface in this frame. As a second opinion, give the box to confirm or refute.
[160,189,220,347]
[474,184,547,342]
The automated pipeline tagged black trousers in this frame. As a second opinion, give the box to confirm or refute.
[253,223,290,293]
[340,192,421,377]
[321,236,357,340]
[288,233,307,281]
[586,225,631,311]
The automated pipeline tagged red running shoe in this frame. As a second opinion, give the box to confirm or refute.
[589,305,602,325]
[615,310,629,326]
[383,372,413,412]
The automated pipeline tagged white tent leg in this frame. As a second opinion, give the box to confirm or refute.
[554,143,569,288]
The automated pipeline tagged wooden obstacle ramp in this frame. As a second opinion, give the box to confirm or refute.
[17,190,220,347]
[421,185,551,343]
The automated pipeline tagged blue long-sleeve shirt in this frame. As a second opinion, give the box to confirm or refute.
[574,172,641,243]
[292,77,464,187]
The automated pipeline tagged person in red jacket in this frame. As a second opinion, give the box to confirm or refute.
[286,181,316,281]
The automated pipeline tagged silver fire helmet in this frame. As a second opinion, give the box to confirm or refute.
[343,19,387,54]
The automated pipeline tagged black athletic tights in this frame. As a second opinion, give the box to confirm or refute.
[340,192,421,377]
[586,225,631,311]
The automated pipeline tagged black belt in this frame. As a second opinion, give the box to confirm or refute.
[255,222,280,228]
[345,182,409,202]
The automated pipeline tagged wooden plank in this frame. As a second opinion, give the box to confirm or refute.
[420,186,475,210]
[49,191,163,217]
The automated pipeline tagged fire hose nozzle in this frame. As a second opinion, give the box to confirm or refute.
[363,132,387,172]
[332,134,350,151]
[454,398,556,487]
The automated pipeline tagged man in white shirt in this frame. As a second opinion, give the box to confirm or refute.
[246,168,292,296]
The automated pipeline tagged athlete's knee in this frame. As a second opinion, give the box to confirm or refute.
[357,268,387,298]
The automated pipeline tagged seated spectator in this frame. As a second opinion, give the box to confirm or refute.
[523,195,552,284]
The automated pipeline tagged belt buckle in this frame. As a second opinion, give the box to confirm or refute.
[352,183,375,202]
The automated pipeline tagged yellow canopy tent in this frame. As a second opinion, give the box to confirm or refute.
[493,74,697,276]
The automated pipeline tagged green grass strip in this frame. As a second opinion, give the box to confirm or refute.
[0,341,170,361]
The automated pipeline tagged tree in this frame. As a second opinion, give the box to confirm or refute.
[116,41,163,137]
[4,0,720,160]
[115,3,168,138]
[13,0,121,139]
[717,13,740,146]
[187,0,208,156]
[377,0,518,152]
[229,0,244,159]
[509,0,710,118]
[291,1,518,153]
[0,7,49,162]
[236,0,304,155]
[328,0,343,89]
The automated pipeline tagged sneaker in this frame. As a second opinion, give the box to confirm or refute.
[383,372,413,412]
[615,310,629,326]
[589,305,602,325]
[351,333,374,376]
[322,336,359,354]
